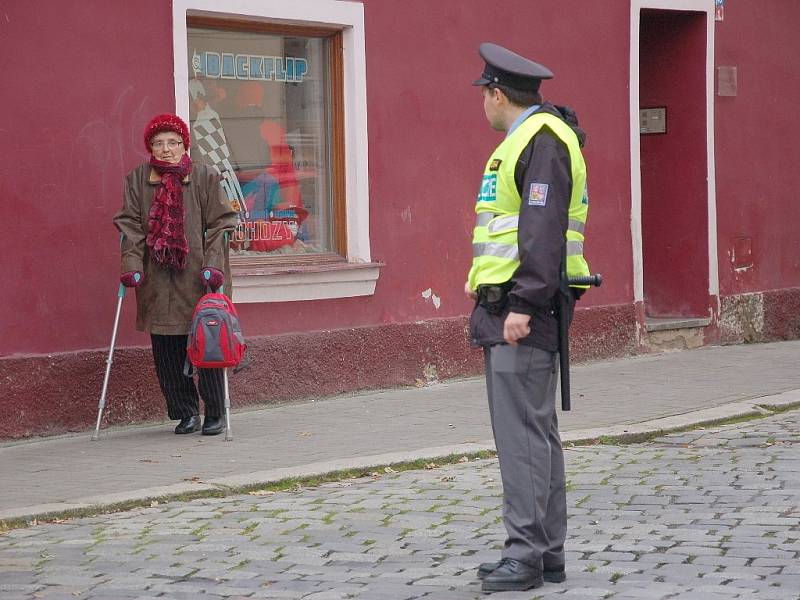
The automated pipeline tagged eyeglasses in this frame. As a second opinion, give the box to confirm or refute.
[151,140,183,150]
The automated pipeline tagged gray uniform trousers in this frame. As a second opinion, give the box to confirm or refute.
[484,343,567,569]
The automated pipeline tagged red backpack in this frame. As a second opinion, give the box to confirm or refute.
[185,293,246,372]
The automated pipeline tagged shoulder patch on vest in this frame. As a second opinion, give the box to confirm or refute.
[489,159,502,171]
[478,174,498,203]
[528,183,549,206]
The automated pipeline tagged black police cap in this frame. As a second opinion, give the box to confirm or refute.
[472,42,554,92]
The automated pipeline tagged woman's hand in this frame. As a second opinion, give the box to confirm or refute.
[120,271,143,288]
[201,267,224,291]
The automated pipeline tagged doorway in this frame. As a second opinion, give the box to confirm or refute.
[637,8,711,320]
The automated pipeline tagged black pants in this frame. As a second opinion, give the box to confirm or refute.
[150,334,224,420]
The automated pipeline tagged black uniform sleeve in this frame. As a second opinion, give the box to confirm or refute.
[506,127,572,314]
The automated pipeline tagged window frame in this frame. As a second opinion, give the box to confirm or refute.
[173,0,378,303]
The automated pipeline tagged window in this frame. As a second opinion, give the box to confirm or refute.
[174,1,377,303]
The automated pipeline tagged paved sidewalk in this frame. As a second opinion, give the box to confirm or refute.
[2,340,800,522]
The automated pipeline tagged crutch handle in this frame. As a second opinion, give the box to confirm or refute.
[202,268,224,295]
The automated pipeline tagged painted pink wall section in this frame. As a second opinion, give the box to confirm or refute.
[639,10,708,317]
[0,0,633,357]
[359,0,633,314]
[714,3,800,296]
[0,0,174,356]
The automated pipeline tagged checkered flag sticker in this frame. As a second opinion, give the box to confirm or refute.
[191,103,248,219]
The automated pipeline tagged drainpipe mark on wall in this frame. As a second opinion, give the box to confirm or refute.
[421,288,441,309]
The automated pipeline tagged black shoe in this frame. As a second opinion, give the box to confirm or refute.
[202,416,224,436]
[478,561,566,583]
[481,558,543,592]
[174,415,201,434]
[477,561,498,580]
[543,564,566,583]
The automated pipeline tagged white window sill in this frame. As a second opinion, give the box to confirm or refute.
[232,262,382,303]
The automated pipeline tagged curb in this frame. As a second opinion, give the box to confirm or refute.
[2,391,799,525]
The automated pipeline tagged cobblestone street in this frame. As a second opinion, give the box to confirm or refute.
[2,411,798,600]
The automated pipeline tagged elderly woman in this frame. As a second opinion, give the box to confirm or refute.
[114,114,239,435]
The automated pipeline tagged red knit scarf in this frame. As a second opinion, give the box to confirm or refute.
[146,154,191,270]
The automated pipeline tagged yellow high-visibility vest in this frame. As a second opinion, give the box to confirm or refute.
[467,111,590,291]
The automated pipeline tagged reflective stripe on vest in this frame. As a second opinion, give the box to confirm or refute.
[467,111,590,291]
[473,241,519,260]
[567,240,583,256]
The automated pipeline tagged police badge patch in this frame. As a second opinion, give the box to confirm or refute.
[528,182,549,206]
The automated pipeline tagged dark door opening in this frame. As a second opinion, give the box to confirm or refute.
[639,9,709,319]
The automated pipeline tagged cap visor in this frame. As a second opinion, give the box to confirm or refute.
[472,77,491,86]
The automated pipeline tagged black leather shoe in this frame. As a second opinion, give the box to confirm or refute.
[481,558,543,592]
[542,564,566,583]
[477,561,498,579]
[174,415,201,434]
[478,560,566,583]
[202,416,224,436]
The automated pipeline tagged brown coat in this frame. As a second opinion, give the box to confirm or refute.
[113,162,239,335]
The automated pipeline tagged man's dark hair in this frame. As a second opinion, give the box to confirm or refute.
[489,83,543,108]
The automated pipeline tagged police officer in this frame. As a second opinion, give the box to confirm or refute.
[465,42,591,593]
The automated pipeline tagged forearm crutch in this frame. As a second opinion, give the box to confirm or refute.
[223,363,233,443]
[91,274,137,441]
[202,267,233,442]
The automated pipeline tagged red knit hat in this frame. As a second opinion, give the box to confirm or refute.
[143,113,191,152]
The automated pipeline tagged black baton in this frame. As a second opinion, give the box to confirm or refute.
[558,253,602,411]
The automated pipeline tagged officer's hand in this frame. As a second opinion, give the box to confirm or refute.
[503,312,531,346]
[464,282,477,300]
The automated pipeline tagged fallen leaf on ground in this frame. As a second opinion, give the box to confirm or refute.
[248,490,276,496]
[384,466,396,473]
[458,456,469,463]
[424,463,439,469]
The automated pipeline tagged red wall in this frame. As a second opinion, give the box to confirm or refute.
[0,0,174,355]
[359,0,633,314]
[639,10,708,317]
[0,0,633,358]
[714,3,800,295]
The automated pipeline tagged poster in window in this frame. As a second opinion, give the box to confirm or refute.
[187,27,333,258]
